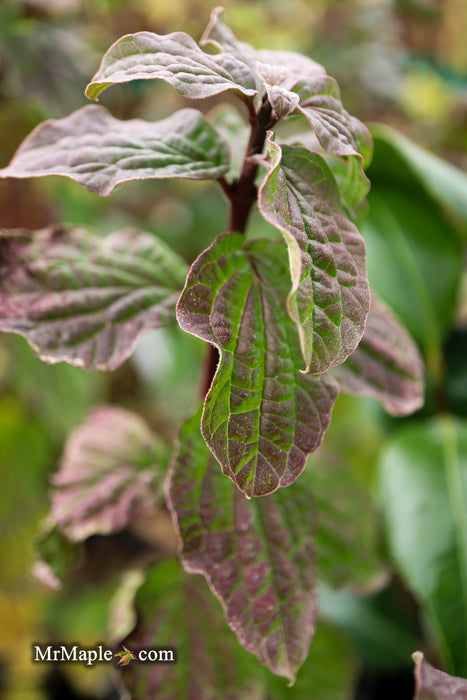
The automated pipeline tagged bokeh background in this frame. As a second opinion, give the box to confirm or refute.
[0,1,466,698]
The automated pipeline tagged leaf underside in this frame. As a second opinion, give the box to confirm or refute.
[51,406,163,541]
[0,106,229,195]
[166,408,318,682]
[259,136,370,374]
[0,226,187,371]
[333,293,424,416]
[177,233,339,497]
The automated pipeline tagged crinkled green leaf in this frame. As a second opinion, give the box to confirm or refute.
[166,408,318,682]
[177,233,339,497]
[0,226,188,370]
[379,418,467,675]
[413,651,467,700]
[85,28,257,102]
[120,560,265,700]
[0,106,229,196]
[333,294,424,416]
[294,76,373,166]
[51,406,164,541]
[258,136,369,374]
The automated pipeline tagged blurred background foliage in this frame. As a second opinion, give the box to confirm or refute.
[0,0,466,698]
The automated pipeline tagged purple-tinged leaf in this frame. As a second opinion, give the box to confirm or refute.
[258,136,370,374]
[85,29,257,102]
[0,106,229,196]
[201,7,325,98]
[333,294,424,416]
[167,408,318,682]
[256,62,300,119]
[0,226,187,370]
[177,233,339,497]
[121,560,265,700]
[51,406,163,541]
[294,76,373,165]
[413,651,467,700]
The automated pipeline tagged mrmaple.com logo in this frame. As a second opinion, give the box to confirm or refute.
[33,643,176,667]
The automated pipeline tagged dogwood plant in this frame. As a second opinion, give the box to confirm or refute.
[0,7,423,694]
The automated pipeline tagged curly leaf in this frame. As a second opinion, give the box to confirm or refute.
[413,651,467,700]
[51,406,164,541]
[259,136,369,374]
[0,106,229,195]
[333,294,424,416]
[294,75,372,165]
[85,29,257,101]
[121,560,265,700]
[177,233,339,497]
[0,226,187,370]
[167,408,318,682]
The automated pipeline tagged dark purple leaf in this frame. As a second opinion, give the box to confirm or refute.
[177,233,339,497]
[333,294,424,415]
[167,408,318,682]
[121,560,265,699]
[0,106,229,195]
[85,29,257,102]
[413,651,467,700]
[259,136,370,374]
[51,406,163,541]
[0,226,187,370]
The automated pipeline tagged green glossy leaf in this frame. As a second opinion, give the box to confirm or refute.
[364,152,463,356]
[370,124,467,234]
[259,136,369,374]
[167,408,318,682]
[85,29,257,102]
[120,560,265,700]
[379,418,467,675]
[413,651,467,700]
[52,406,164,541]
[333,293,424,416]
[177,233,339,497]
[0,226,188,370]
[0,106,229,196]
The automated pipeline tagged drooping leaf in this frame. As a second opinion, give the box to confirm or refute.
[50,406,164,542]
[413,651,467,700]
[258,136,369,374]
[333,294,424,416]
[166,408,318,682]
[379,418,467,675]
[177,233,339,497]
[293,76,373,166]
[85,29,257,102]
[51,406,164,541]
[0,226,188,370]
[120,560,265,700]
[0,106,229,196]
